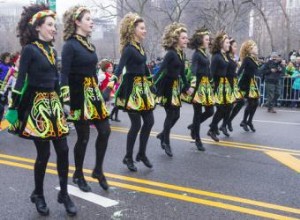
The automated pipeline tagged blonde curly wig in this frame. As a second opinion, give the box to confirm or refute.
[210,31,228,54]
[119,12,144,53]
[162,22,187,50]
[63,5,90,41]
[239,40,257,62]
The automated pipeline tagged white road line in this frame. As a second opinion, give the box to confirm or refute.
[254,119,300,126]
[55,185,119,208]
[276,109,300,113]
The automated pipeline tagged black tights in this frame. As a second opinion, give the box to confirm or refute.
[0,103,4,122]
[110,106,119,119]
[74,119,111,176]
[228,99,245,123]
[33,138,69,196]
[222,104,233,127]
[243,98,259,123]
[210,105,232,131]
[126,111,154,159]
[192,104,214,140]
[162,107,180,145]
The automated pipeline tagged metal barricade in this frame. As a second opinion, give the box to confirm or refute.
[278,76,300,107]
[259,75,300,107]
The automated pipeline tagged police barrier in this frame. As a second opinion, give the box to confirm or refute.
[257,75,300,107]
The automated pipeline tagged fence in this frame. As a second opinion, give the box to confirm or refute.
[257,76,300,107]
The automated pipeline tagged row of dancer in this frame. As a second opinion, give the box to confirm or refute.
[115,14,260,171]
[4,4,260,217]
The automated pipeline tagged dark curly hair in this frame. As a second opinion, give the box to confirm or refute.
[228,38,236,55]
[210,31,228,54]
[188,27,210,50]
[17,4,54,47]
[0,52,11,63]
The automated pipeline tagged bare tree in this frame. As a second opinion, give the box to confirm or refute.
[247,0,275,51]
[152,0,192,22]
[275,0,291,55]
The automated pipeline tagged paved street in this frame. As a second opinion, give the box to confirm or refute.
[1,104,300,220]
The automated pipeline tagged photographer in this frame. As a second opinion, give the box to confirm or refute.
[262,52,285,113]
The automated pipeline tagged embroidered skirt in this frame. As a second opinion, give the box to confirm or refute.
[9,86,69,140]
[240,77,260,99]
[232,77,243,100]
[115,74,155,112]
[156,77,181,108]
[181,76,214,106]
[214,77,235,105]
[68,76,109,122]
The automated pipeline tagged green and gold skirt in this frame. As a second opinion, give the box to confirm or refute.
[181,76,214,106]
[69,76,109,122]
[240,77,260,99]
[115,75,155,112]
[156,78,181,108]
[214,77,235,105]
[232,77,243,100]
[9,87,69,140]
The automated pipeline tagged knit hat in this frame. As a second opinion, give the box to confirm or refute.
[270,52,279,59]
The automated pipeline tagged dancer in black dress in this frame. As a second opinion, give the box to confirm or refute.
[207,32,235,142]
[155,22,192,157]
[61,6,111,191]
[7,4,76,216]
[223,39,244,132]
[236,40,260,132]
[114,13,155,171]
[182,27,214,151]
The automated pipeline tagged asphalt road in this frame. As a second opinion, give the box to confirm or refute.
[1,104,300,220]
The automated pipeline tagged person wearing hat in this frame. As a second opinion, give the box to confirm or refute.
[261,52,285,113]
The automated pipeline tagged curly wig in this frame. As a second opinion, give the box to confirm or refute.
[17,4,54,47]
[210,31,228,54]
[228,38,236,55]
[119,12,144,53]
[162,22,187,50]
[63,6,90,41]
[188,26,210,50]
[239,40,257,62]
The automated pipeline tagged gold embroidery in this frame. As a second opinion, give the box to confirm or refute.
[199,48,207,57]
[131,41,145,56]
[221,52,229,62]
[74,34,95,52]
[176,49,183,61]
[249,56,259,66]
[32,41,55,65]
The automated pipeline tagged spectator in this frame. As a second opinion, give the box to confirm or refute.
[282,62,296,107]
[0,52,12,89]
[290,52,297,63]
[148,60,156,74]
[290,66,300,107]
[261,52,285,113]
[152,57,162,75]
[295,55,300,69]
